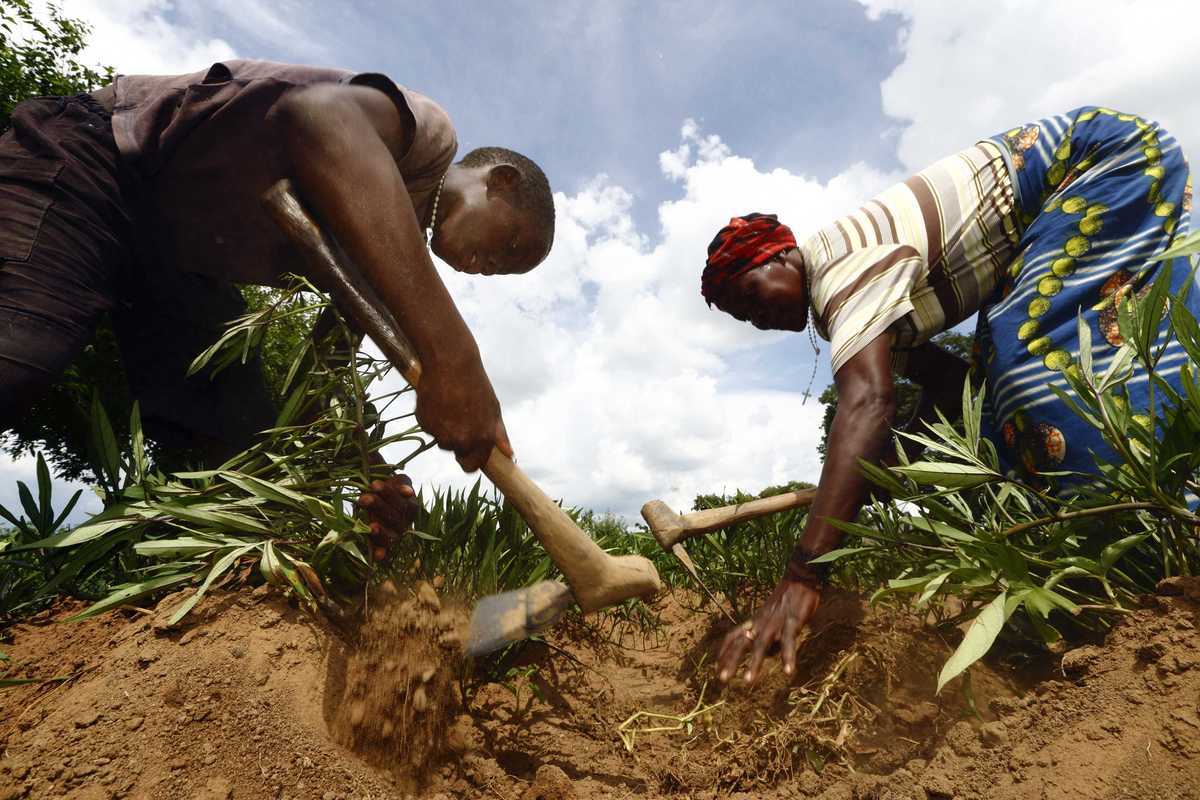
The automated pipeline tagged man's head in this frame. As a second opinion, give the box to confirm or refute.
[431,147,555,275]
[701,213,808,331]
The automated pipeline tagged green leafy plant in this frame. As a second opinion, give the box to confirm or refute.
[499,663,547,717]
[816,261,1200,691]
[0,452,113,618]
[5,281,432,623]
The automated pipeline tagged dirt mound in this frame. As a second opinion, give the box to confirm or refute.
[1,580,1199,799]
[849,579,1200,800]
[457,588,1024,796]
[328,579,469,789]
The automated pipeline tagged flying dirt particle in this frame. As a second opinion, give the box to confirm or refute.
[330,580,468,784]
[416,582,442,610]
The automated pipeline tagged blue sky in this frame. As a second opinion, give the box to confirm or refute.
[4,0,1200,523]
[173,1,908,230]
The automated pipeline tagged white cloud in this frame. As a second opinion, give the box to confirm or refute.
[67,0,238,76]
[0,453,102,531]
[859,0,1200,170]
[389,122,899,517]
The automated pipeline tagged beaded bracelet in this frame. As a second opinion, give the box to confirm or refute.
[784,545,830,591]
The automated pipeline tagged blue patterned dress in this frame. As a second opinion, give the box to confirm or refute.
[976,106,1198,486]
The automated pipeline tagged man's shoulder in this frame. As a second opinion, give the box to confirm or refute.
[116,60,351,93]
[378,81,457,176]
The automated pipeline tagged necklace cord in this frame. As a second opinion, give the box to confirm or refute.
[801,249,820,403]
[426,172,447,247]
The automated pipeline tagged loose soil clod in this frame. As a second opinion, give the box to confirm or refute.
[330,580,468,784]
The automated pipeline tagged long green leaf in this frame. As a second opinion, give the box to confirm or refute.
[937,591,1008,693]
[89,392,121,491]
[1098,344,1136,393]
[10,513,139,551]
[1077,312,1093,380]
[915,571,951,607]
[807,546,873,564]
[892,462,999,489]
[168,543,259,624]
[1100,533,1149,573]
[1170,295,1200,365]
[218,471,310,512]
[133,537,239,558]
[50,490,83,532]
[1151,230,1200,261]
[164,505,271,535]
[17,482,39,532]
[906,515,976,543]
[0,501,27,533]
[67,573,194,621]
[35,454,52,532]
[130,402,147,485]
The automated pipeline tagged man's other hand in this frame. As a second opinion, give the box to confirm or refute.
[357,473,419,561]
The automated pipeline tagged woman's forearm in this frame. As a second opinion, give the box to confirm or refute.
[791,334,898,567]
[793,392,896,560]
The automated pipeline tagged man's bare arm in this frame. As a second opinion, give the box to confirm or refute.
[270,84,509,471]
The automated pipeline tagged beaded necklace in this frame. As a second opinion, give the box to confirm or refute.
[800,250,821,403]
[425,172,447,247]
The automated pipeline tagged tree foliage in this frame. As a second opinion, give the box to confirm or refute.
[0,0,110,131]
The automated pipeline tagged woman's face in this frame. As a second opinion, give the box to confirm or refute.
[718,249,808,331]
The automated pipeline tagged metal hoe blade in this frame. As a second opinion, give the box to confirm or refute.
[465,580,575,657]
[671,543,736,623]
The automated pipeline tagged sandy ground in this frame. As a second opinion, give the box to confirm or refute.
[1,578,1199,800]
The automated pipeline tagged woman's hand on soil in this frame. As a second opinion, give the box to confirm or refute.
[357,473,419,561]
[716,577,821,684]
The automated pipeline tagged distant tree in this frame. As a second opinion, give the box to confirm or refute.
[816,330,974,459]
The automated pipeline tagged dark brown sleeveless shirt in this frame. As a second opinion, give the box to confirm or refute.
[110,60,456,285]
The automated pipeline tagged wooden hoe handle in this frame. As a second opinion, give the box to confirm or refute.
[641,488,818,550]
[263,179,661,612]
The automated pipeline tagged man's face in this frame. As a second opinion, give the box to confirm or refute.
[717,252,808,331]
[432,171,549,275]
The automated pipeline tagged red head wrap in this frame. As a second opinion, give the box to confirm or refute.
[701,213,797,307]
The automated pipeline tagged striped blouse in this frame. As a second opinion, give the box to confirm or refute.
[799,140,1021,373]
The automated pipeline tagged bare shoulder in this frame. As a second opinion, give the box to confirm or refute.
[273,83,410,158]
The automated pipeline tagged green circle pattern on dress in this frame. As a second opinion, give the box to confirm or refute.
[1003,109,1163,384]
